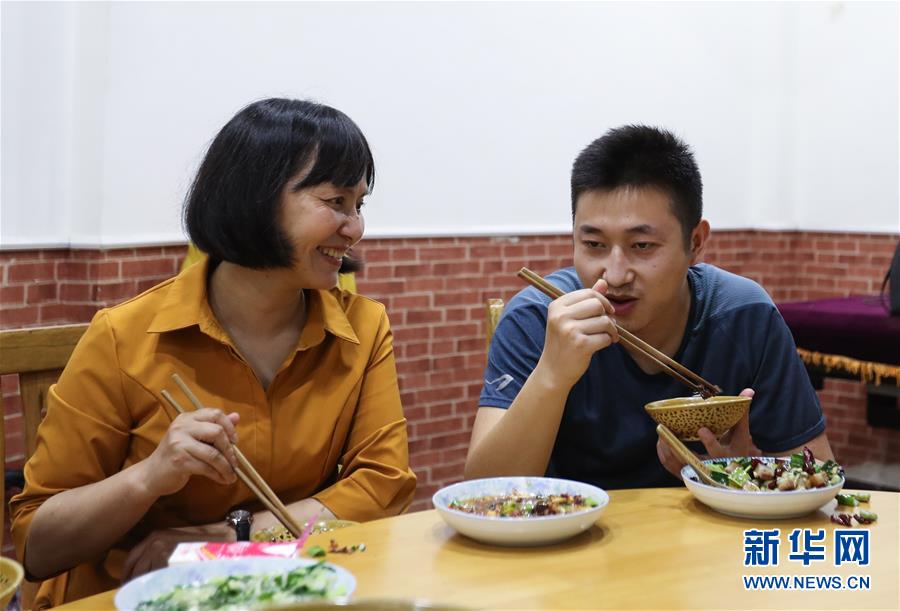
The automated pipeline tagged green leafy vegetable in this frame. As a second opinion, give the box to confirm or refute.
[857,509,878,522]
[306,545,327,558]
[135,562,340,610]
[835,494,858,507]
[708,464,730,485]
[728,467,751,489]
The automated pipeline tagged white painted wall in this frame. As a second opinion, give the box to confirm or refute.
[2,2,76,246]
[2,1,897,248]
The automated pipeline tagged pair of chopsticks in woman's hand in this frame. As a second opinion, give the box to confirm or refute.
[161,374,319,544]
[517,267,722,399]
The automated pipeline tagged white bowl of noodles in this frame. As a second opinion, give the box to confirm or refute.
[432,477,608,546]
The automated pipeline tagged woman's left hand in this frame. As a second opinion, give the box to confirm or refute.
[121,522,234,582]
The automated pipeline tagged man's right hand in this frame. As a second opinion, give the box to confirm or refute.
[537,278,619,389]
[139,407,241,498]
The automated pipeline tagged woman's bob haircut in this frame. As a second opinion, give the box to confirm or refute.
[184,98,374,270]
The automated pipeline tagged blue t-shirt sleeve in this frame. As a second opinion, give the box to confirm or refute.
[479,302,547,409]
[747,306,826,452]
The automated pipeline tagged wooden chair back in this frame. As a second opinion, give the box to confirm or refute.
[0,324,90,460]
[0,323,89,555]
[485,299,504,352]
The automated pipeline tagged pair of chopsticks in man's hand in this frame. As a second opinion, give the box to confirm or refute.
[517,268,721,399]
[161,374,318,543]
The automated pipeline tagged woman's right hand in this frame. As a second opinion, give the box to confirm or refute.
[537,278,619,390]
[139,408,240,498]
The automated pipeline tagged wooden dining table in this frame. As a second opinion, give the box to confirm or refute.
[60,488,898,609]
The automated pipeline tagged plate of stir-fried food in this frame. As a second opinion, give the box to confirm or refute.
[433,477,609,546]
[681,447,846,519]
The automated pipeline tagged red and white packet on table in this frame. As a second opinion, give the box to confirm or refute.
[168,541,301,565]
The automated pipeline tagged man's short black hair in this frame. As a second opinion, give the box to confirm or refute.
[571,125,702,246]
[185,98,374,270]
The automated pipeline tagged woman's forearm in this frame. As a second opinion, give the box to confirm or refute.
[25,461,158,579]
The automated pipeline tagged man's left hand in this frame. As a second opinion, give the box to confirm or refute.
[657,388,759,477]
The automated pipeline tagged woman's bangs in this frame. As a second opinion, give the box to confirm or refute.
[298,116,374,190]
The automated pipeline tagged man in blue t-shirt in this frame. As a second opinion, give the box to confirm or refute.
[465,126,832,489]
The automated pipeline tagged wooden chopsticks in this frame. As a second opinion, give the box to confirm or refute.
[161,374,305,539]
[656,424,726,488]
[517,267,722,398]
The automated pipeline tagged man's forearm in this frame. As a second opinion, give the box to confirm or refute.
[781,432,834,460]
[464,366,571,479]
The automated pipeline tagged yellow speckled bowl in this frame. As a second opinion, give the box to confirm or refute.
[644,395,751,441]
[0,557,24,609]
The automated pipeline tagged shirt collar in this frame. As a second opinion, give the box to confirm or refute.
[300,288,361,348]
[148,257,360,347]
[148,257,219,336]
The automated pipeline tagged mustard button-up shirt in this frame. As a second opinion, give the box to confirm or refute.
[10,259,416,606]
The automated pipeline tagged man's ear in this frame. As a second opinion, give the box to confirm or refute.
[688,219,710,264]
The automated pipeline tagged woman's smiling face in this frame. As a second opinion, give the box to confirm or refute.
[573,185,707,345]
[277,173,368,289]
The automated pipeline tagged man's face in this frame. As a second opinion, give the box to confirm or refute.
[573,186,700,344]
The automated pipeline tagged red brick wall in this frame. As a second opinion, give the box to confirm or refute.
[701,232,900,480]
[2,230,898,554]
[701,232,896,301]
[351,235,577,507]
[1,247,185,465]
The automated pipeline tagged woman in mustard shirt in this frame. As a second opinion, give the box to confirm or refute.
[10,98,417,607]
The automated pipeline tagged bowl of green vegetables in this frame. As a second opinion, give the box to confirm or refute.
[681,447,845,519]
[116,558,355,610]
